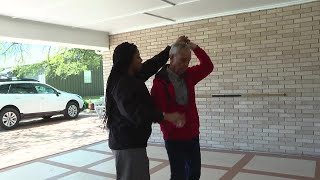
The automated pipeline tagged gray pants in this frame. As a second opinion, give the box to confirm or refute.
[113,148,150,180]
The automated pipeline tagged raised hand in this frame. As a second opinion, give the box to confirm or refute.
[176,36,190,44]
[187,41,198,50]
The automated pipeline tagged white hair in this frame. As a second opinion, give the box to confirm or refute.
[169,42,190,56]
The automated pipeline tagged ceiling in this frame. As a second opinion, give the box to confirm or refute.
[0,0,315,34]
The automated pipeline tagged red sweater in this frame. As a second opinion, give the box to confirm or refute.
[151,47,214,140]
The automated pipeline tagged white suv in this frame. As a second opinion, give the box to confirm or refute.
[0,79,84,130]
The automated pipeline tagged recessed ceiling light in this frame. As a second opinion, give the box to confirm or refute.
[144,12,175,22]
[160,0,176,6]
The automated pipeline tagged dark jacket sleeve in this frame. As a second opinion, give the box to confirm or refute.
[113,79,164,127]
[136,46,171,82]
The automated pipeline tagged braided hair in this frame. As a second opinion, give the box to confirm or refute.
[104,42,138,129]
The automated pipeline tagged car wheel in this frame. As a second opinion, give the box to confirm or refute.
[64,102,79,119]
[42,116,52,119]
[0,108,20,130]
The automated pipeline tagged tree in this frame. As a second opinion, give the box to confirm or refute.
[1,42,102,78]
[45,48,102,78]
[11,62,46,77]
[0,42,30,63]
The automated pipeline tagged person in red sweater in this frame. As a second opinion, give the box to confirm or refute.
[151,39,214,180]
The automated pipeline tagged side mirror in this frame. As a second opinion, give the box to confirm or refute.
[56,91,61,96]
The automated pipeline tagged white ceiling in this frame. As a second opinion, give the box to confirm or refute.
[0,0,316,34]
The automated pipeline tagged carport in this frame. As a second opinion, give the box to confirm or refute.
[0,0,319,179]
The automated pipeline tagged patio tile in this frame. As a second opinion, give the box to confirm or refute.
[151,165,170,180]
[1,140,317,180]
[89,159,162,175]
[244,156,316,177]
[0,162,69,180]
[151,166,226,180]
[201,151,245,167]
[58,172,111,180]
[48,150,110,167]
[89,159,116,174]
[147,145,168,160]
[149,160,163,169]
[201,168,227,180]
[234,173,293,180]
[86,142,112,153]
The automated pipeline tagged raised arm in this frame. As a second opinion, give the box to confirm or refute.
[136,46,170,82]
[187,42,214,85]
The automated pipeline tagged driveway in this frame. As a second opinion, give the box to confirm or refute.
[0,113,107,169]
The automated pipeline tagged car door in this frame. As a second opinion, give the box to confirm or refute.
[34,83,65,112]
[8,83,41,114]
[0,84,11,109]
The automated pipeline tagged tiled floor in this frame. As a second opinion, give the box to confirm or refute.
[0,114,106,170]
[0,141,319,180]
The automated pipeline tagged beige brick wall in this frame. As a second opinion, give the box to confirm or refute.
[102,1,320,155]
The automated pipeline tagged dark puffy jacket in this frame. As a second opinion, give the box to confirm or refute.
[108,46,170,150]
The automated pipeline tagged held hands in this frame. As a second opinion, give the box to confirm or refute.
[164,112,186,128]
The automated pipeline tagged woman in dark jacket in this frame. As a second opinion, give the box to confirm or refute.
[104,37,187,180]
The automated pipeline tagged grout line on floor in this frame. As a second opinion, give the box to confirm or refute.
[219,153,255,180]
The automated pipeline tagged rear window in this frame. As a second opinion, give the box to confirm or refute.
[9,83,37,94]
[0,84,10,94]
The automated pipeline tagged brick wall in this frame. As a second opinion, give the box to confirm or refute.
[102,1,320,155]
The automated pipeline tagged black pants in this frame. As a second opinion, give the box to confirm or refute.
[165,136,201,180]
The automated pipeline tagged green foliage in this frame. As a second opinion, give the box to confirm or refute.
[1,42,102,78]
[46,49,102,78]
[12,62,46,78]
[11,49,102,78]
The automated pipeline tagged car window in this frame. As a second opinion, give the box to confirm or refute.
[9,83,37,94]
[0,84,10,94]
[34,84,56,94]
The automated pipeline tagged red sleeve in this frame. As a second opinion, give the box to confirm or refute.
[187,47,214,85]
